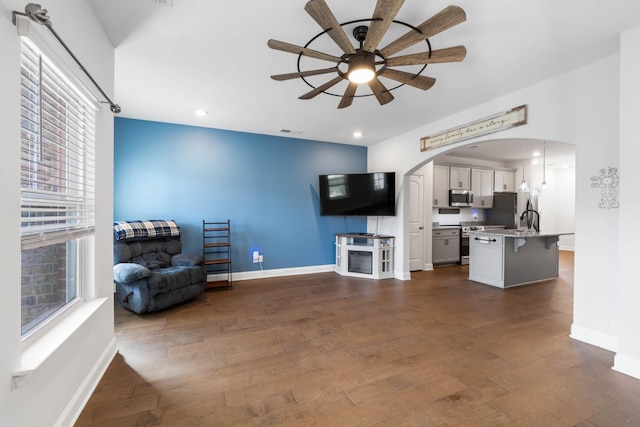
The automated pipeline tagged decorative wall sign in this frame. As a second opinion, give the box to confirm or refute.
[590,167,619,209]
[420,105,528,152]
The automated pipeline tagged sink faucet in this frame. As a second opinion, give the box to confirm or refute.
[520,209,540,232]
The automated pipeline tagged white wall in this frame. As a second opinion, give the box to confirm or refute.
[539,167,576,250]
[369,52,631,371]
[0,1,116,425]
[614,25,640,378]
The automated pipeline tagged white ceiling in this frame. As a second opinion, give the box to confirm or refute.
[89,0,640,165]
[437,139,576,170]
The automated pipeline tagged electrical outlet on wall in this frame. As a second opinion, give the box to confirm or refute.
[252,250,261,263]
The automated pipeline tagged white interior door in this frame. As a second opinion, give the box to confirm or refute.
[409,174,425,271]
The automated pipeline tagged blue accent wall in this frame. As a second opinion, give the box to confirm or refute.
[114,118,368,272]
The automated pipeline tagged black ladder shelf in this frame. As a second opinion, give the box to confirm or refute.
[203,220,232,289]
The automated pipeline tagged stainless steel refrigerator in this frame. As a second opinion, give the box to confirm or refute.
[485,192,519,229]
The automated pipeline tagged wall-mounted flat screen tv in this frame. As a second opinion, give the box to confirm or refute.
[319,172,396,216]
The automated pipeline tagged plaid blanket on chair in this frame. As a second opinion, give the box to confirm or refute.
[113,220,181,241]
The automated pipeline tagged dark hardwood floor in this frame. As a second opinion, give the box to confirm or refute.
[76,252,640,426]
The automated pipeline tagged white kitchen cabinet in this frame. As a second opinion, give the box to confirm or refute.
[432,228,460,264]
[494,170,516,192]
[469,234,504,284]
[449,166,471,190]
[471,168,494,208]
[433,164,450,207]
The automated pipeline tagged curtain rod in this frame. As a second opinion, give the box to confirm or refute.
[12,3,121,114]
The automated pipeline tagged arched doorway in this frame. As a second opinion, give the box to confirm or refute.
[405,138,576,273]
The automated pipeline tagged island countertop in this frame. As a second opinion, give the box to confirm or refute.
[468,229,573,288]
[470,229,574,238]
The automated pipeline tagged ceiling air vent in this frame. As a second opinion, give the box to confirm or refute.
[151,0,173,6]
[279,129,302,135]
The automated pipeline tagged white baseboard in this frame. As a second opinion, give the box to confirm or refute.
[570,323,618,352]
[208,264,335,282]
[209,264,413,282]
[58,337,118,427]
[209,265,414,282]
[613,354,640,380]
[397,271,411,280]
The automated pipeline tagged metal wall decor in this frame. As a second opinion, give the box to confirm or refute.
[590,167,619,209]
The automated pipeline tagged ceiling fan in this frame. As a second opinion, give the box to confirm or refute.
[268,0,467,109]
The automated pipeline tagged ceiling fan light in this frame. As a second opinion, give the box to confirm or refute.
[348,67,375,84]
[347,53,375,84]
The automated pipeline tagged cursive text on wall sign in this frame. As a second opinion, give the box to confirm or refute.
[420,105,528,152]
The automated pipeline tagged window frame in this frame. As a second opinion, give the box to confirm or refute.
[20,237,90,343]
[18,35,97,343]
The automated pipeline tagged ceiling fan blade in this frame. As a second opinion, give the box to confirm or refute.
[386,45,467,67]
[380,68,436,90]
[363,0,405,53]
[268,39,342,63]
[338,82,359,109]
[271,67,338,81]
[299,75,345,100]
[305,0,356,55]
[367,77,394,105]
[379,5,466,57]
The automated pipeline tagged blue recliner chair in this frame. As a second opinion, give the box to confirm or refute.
[113,220,206,313]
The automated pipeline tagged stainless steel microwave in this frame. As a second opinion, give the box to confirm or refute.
[449,189,473,207]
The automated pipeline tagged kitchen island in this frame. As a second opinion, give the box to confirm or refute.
[469,229,574,288]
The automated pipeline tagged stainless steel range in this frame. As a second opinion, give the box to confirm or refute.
[460,225,484,265]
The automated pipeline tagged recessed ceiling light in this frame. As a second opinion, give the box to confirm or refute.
[353,131,363,138]
[195,109,208,117]
[532,151,541,157]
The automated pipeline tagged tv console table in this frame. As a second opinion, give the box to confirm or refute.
[335,234,394,279]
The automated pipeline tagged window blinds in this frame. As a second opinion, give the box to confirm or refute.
[20,39,96,251]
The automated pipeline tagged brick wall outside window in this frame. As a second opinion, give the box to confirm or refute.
[21,243,69,334]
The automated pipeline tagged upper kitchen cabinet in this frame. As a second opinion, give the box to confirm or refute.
[449,166,471,190]
[472,168,494,208]
[494,170,516,192]
[433,164,450,207]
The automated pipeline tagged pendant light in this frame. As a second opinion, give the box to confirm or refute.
[518,141,529,192]
[540,140,547,191]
